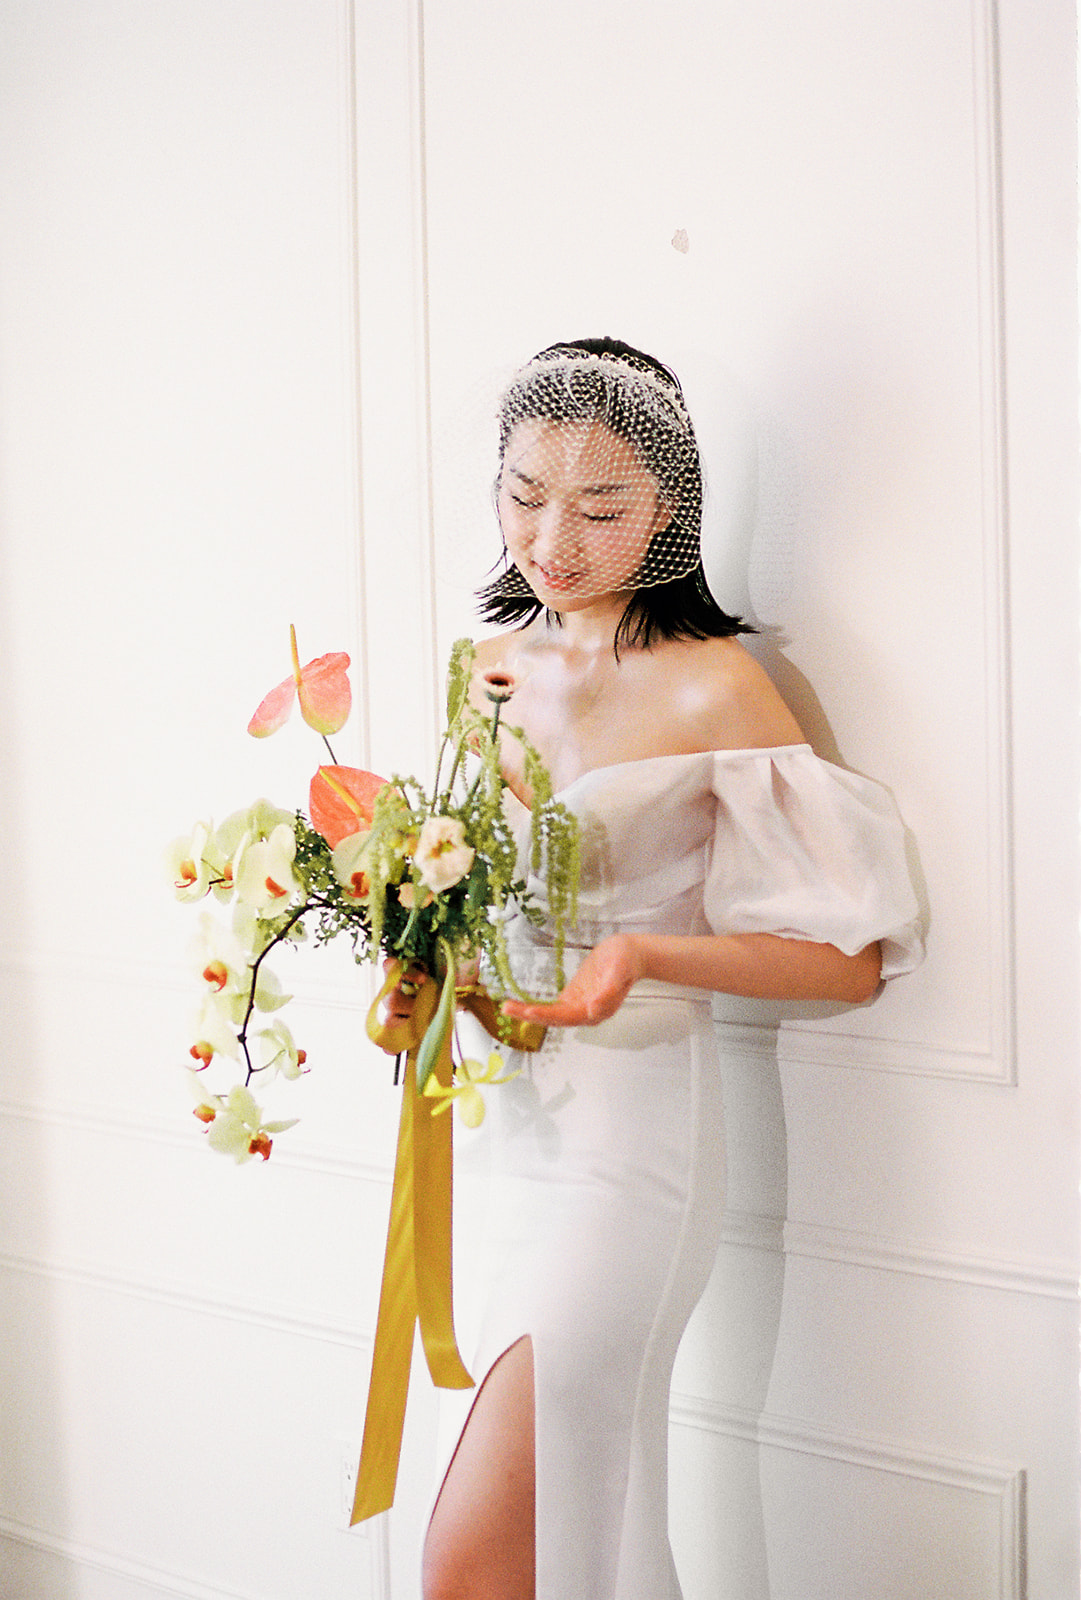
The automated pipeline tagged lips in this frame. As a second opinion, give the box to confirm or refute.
[532,560,583,591]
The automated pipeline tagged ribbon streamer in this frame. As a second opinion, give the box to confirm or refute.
[350,964,544,1524]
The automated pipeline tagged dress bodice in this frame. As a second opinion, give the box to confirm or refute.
[510,745,924,982]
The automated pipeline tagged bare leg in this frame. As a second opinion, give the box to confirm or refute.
[423,1335,536,1600]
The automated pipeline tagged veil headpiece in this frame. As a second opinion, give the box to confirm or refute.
[491,342,704,600]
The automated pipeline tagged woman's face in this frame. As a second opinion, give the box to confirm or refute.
[497,418,669,609]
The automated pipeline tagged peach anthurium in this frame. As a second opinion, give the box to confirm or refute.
[247,625,351,738]
[309,764,388,849]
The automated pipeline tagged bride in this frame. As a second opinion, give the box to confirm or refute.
[390,337,922,1600]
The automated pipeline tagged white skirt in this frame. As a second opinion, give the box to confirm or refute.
[433,981,727,1600]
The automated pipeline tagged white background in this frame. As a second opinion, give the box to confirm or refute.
[0,2,1076,1596]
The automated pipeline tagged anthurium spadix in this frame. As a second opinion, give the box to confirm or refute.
[247,625,351,738]
[310,764,388,848]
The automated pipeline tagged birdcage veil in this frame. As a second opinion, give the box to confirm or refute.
[430,336,784,627]
[483,340,704,602]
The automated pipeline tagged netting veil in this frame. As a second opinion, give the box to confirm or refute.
[485,343,705,604]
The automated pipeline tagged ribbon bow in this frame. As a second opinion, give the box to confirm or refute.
[350,963,544,1524]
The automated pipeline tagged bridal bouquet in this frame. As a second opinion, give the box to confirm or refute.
[169,628,579,1162]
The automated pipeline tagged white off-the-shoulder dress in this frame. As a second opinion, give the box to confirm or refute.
[434,747,923,1600]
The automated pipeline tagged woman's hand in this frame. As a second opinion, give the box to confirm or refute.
[376,959,426,1037]
[501,935,644,1028]
[500,928,883,1031]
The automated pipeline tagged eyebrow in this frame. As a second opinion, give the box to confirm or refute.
[507,466,630,495]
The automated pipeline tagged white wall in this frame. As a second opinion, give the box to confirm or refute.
[1,3,1077,1598]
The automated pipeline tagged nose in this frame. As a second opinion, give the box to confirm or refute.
[531,501,581,567]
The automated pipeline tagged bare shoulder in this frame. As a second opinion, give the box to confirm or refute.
[655,636,806,751]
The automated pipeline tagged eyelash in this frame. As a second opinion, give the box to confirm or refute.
[509,494,624,523]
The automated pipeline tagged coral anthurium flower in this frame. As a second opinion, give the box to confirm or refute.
[247,625,352,738]
[310,765,388,848]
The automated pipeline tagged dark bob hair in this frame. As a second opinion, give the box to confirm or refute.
[477,336,753,652]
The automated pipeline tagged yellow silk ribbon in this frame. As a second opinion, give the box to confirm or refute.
[350,964,544,1524]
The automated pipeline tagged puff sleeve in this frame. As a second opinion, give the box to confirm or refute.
[703,747,924,980]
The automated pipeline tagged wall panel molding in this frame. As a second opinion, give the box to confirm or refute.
[669,1397,1026,1600]
[0,1097,394,1187]
[719,1205,1076,1301]
[0,1247,373,1353]
[0,1513,389,1600]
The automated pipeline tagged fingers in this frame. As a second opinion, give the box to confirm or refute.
[380,961,426,1022]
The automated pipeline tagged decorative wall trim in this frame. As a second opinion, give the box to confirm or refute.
[0,1513,387,1600]
[715,1017,1014,1085]
[0,1248,373,1353]
[5,1093,1073,1305]
[668,1397,1026,1600]
[0,1096,394,1187]
[720,1206,1077,1302]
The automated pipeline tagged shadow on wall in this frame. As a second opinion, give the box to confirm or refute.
[0,557,77,1595]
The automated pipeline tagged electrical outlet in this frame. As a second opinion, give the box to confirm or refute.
[338,1439,361,1521]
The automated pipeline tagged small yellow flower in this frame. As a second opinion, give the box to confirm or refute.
[422,1051,518,1128]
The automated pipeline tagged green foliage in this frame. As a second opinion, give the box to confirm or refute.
[287,639,579,1000]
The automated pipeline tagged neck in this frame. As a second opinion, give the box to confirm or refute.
[547,593,633,653]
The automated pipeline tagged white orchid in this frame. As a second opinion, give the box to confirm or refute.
[187,1076,298,1163]
[166,821,214,901]
[193,913,290,1014]
[255,1018,308,1080]
[233,823,301,911]
[331,830,374,903]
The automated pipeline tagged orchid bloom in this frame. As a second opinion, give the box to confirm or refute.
[423,1051,519,1129]
[166,821,214,901]
[247,625,351,738]
[255,1018,308,1080]
[186,1076,298,1162]
[191,991,243,1063]
[414,816,475,894]
[310,764,388,848]
[330,830,374,904]
[233,823,301,912]
[208,801,297,905]
[192,914,291,1014]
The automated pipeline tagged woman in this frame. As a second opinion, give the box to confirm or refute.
[392,338,923,1600]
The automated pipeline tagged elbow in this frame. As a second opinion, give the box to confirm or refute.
[839,941,882,1004]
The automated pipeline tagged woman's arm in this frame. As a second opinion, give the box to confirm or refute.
[501,931,882,1027]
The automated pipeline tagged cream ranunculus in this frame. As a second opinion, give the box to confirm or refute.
[413,816,475,894]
